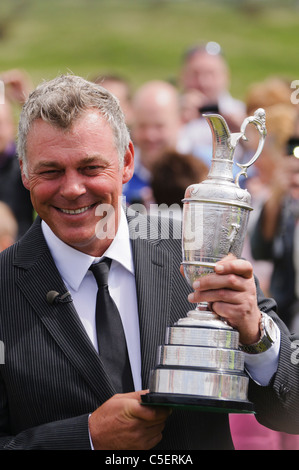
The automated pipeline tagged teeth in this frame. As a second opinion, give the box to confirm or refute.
[60,206,91,215]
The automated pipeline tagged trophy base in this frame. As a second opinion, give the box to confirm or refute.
[141,392,254,414]
[143,366,253,414]
[143,305,254,415]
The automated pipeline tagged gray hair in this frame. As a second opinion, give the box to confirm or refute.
[17,74,131,176]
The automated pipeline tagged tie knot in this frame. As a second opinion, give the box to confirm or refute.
[89,258,112,288]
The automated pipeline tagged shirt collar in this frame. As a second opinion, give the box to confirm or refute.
[41,207,134,292]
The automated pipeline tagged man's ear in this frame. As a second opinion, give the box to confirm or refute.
[122,141,135,185]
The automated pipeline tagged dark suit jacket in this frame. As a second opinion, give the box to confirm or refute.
[0,213,298,449]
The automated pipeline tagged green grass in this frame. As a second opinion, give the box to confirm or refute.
[0,0,299,100]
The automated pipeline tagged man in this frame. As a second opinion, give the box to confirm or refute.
[0,75,298,450]
[123,80,182,204]
[251,135,299,331]
[92,73,134,129]
[177,42,246,165]
[0,201,18,252]
[0,99,33,237]
[179,42,245,118]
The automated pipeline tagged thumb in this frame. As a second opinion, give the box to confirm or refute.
[120,389,150,401]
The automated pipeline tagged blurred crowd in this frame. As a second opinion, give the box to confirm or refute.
[1,40,299,449]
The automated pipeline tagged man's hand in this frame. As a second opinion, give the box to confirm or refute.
[0,68,33,104]
[186,254,262,345]
[89,391,171,450]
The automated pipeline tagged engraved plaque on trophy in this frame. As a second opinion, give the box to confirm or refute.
[142,109,267,413]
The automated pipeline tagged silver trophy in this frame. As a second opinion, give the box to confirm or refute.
[142,109,267,413]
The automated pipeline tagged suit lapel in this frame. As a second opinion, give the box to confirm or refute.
[14,219,115,402]
[128,214,173,388]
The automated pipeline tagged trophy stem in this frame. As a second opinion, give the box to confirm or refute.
[178,301,233,330]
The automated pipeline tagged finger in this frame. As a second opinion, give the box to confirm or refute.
[215,257,253,279]
[115,390,148,402]
[129,393,172,423]
[195,271,249,294]
[193,285,246,307]
[180,264,185,278]
[137,404,172,424]
[191,272,257,308]
[212,299,244,318]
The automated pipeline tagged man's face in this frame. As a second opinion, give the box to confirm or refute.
[21,110,134,256]
[132,102,180,170]
[181,52,228,103]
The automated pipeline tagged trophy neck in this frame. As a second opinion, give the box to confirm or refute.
[203,113,243,183]
[207,154,234,183]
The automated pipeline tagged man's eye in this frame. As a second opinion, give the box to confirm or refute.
[40,169,61,177]
[83,166,103,174]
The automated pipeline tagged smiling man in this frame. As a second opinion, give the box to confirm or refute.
[18,78,134,256]
[21,111,133,255]
[0,75,299,450]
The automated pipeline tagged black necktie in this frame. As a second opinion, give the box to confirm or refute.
[89,258,134,393]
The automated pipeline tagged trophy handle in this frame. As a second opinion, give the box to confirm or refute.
[235,108,267,186]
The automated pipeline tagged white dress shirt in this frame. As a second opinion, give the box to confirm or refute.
[42,208,142,391]
[244,330,280,386]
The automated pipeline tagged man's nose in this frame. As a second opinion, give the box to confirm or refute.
[60,171,86,200]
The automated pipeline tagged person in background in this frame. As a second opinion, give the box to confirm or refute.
[0,97,33,237]
[150,150,208,222]
[230,95,299,450]
[250,114,299,332]
[0,68,33,105]
[0,201,18,252]
[123,80,183,205]
[92,73,134,129]
[180,41,244,115]
[151,149,208,209]
[245,76,293,117]
[230,116,299,449]
[240,78,299,297]
[179,88,206,124]
[243,79,298,330]
[177,41,246,161]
